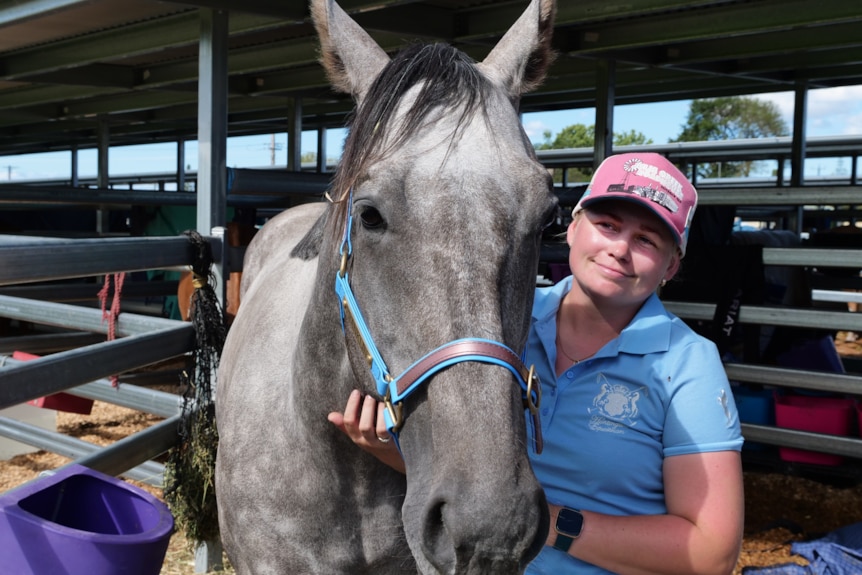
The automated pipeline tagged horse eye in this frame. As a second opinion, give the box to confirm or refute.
[359,206,384,229]
[541,204,560,231]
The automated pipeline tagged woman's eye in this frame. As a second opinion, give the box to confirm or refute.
[638,235,658,248]
[359,206,384,229]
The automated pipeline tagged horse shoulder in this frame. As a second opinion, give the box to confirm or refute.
[240,202,327,300]
[217,202,329,544]
[220,201,326,415]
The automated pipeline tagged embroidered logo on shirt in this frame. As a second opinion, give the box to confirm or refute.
[588,374,642,433]
[718,389,733,425]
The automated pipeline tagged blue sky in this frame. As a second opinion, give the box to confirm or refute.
[2,84,862,182]
[522,85,862,145]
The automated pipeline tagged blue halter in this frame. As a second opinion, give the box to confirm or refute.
[334,190,542,453]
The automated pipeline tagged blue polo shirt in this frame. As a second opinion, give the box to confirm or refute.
[526,276,743,574]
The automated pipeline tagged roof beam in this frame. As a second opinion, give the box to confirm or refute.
[557,0,862,55]
[0,0,94,27]
[657,21,862,66]
[19,64,137,89]
[160,0,307,20]
[0,11,284,80]
[460,0,739,41]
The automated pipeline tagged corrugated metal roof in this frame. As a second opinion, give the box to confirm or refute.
[0,0,860,155]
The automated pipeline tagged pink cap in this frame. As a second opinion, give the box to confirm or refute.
[573,153,697,256]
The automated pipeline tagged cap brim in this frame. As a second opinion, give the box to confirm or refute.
[576,194,684,249]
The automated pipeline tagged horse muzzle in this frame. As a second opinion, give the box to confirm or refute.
[414,479,548,574]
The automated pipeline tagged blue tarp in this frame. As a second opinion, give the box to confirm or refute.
[744,522,862,575]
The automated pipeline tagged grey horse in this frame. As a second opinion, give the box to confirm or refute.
[215,0,558,572]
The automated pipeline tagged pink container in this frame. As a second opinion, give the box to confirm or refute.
[774,394,856,466]
[15,351,94,415]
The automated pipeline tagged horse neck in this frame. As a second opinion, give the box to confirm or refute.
[296,234,364,405]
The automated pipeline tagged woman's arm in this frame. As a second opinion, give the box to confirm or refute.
[551,450,744,575]
[327,389,406,473]
[330,394,745,574]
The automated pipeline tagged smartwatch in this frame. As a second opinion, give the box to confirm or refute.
[553,507,584,552]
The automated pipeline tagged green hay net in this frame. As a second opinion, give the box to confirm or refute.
[164,230,226,545]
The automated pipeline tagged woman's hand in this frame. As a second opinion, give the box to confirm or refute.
[328,389,406,473]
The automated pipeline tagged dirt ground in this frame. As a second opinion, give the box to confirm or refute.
[1,332,861,574]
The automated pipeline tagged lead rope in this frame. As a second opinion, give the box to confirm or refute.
[164,230,226,547]
[97,271,126,387]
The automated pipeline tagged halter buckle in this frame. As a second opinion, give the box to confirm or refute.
[523,364,541,415]
[338,246,349,278]
[384,388,404,433]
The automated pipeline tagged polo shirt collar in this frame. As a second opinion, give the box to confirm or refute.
[532,277,673,358]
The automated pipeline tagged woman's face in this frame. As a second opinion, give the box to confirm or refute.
[567,200,680,310]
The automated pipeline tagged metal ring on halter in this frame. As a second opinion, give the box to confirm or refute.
[523,365,541,415]
[339,247,349,278]
[384,388,404,433]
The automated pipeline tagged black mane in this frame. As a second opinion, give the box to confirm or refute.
[328,42,489,231]
[294,42,491,259]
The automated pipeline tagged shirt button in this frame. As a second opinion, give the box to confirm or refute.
[542,408,549,416]
[566,371,575,379]
[548,388,555,396]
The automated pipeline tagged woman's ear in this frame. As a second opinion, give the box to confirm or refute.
[664,250,682,283]
[566,218,577,247]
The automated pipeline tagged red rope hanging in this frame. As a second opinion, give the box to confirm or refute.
[97,271,126,387]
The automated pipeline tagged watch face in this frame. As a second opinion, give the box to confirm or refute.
[556,508,583,537]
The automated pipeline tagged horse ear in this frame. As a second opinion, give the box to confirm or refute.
[311,0,390,102]
[478,0,556,100]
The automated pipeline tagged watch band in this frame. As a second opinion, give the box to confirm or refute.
[552,533,575,552]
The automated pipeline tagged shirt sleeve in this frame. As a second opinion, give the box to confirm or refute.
[662,338,744,457]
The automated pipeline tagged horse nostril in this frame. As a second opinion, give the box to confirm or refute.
[421,498,456,573]
[419,486,545,572]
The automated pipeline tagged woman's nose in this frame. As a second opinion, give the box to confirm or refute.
[608,236,631,260]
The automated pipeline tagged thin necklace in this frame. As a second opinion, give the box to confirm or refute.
[556,332,580,365]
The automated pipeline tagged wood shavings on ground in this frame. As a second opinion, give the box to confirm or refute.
[2,393,862,574]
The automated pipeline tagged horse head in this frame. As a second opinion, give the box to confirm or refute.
[216,1,558,573]
[311,0,557,571]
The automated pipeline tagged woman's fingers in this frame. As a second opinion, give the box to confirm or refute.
[376,402,391,443]
[358,392,379,438]
[327,389,405,473]
[330,390,388,447]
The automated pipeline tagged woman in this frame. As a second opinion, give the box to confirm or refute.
[329,152,745,575]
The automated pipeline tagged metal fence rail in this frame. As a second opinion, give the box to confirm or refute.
[0,235,219,286]
[1,137,860,485]
[0,235,212,490]
[665,259,862,462]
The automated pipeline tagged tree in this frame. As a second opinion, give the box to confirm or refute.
[672,96,789,179]
[536,124,595,150]
[614,129,652,147]
[536,123,652,183]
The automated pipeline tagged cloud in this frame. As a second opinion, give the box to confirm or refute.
[756,92,795,117]
[523,120,550,142]
[842,110,862,135]
[755,85,862,137]
[810,85,862,104]
[522,109,595,144]
[808,86,862,135]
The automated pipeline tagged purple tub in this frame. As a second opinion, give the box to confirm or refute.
[0,464,174,575]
